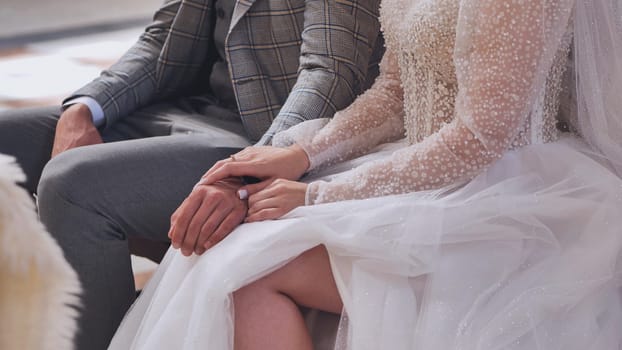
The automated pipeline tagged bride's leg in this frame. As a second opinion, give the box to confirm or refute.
[233,245,342,350]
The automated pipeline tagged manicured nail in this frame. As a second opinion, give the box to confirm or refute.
[238,189,248,200]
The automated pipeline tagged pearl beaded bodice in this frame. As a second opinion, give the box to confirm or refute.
[384,0,460,145]
[383,0,569,147]
[273,0,575,204]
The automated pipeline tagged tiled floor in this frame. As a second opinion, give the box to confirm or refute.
[0,27,159,289]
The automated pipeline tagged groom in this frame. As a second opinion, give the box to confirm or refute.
[0,0,383,348]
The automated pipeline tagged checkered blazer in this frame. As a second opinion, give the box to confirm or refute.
[71,0,383,143]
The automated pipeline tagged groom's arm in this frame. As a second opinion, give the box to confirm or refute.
[63,0,186,130]
[52,0,186,157]
[256,0,383,145]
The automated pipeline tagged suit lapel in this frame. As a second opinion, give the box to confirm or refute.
[229,0,257,33]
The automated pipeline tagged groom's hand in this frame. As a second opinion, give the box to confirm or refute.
[169,178,247,256]
[51,103,103,158]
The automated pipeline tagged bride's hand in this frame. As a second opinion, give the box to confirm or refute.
[198,144,310,186]
[243,179,308,222]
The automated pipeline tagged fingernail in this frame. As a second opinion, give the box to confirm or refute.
[238,189,248,200]
[194,179,207,190]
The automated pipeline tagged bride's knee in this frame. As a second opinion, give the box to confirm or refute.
[233,245,334,307]
[233,275,274,302]
[232,276,280,317]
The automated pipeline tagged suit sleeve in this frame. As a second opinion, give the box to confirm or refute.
[63,0,184,128]
[256,0,383,145]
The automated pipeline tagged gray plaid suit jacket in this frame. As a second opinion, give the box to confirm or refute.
[70,0,384,143]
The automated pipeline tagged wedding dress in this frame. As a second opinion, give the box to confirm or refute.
[110,0,622,348]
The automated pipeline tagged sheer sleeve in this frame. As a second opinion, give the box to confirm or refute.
[272,49,405,171]
[305,0,574,205]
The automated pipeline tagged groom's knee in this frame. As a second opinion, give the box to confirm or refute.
[36,147,113,246]
[38,147,100,208]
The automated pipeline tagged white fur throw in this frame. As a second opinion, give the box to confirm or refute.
[0,154,80,350]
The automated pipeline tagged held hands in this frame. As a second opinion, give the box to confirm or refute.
[170,145,311,255]
[51,103,103,157]
[206,145,310,222]
[170,178,307,255]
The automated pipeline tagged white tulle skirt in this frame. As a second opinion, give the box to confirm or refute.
[109,135,622,350]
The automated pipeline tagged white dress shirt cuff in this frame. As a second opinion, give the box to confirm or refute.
[63,96,105,127]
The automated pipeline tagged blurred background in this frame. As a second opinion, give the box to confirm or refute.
[0,0,160,111]
[0,0,163,288]
[0,0,161,40]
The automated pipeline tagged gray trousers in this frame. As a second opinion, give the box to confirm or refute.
[0,97,250,350]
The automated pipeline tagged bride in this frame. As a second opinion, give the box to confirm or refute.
[110,0,622,348]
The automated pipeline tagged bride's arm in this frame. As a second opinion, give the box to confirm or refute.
[273,49,405,172]
[200,49,404,185]
[306,0,574,204]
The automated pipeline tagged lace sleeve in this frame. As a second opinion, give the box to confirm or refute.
[272,50,405,171]
[306,0,574,205]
